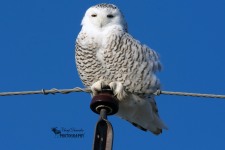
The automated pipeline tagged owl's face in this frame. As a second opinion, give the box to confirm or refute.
[81,4,127,32]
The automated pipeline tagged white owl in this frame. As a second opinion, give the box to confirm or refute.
[75,3,167,134]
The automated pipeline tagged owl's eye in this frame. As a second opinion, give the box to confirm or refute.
[107,14,114,18]
[91,14,97,17]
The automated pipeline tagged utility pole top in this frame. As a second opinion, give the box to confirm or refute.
[90,87,118,150]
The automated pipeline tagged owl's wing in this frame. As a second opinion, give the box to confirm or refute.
[103,32,161,95]
[101,31,167,133]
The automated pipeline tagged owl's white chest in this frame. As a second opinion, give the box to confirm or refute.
[84,29,112,63]
[80,25,124,65]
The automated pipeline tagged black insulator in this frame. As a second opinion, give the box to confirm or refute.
[90,89,119,115]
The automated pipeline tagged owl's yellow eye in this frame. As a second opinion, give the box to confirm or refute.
[107,14,114,18]
[91,14,97,17]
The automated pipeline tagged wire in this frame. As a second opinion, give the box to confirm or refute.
[154,90,225,99]
[0,87,91,96]
[0,87,225,99]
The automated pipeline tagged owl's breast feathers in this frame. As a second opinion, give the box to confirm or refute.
[76,29,161,95]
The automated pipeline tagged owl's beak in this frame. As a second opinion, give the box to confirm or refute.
[98,17,104,28]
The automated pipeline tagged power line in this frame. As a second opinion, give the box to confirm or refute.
[0,87,91,96]
[155,90,225,99]
[0,87,225,99]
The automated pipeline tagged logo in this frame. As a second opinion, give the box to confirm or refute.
[51,127,85,138]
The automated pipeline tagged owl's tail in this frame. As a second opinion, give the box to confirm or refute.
[116,94,168,135]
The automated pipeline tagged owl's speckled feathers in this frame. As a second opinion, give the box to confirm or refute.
[75,3,167,134]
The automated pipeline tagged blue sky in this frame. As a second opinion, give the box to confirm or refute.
[0,0,225,149]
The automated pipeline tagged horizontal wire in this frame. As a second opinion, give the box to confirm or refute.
[0,87,225,99]
[0,87,91,96]
[155,90,225,99]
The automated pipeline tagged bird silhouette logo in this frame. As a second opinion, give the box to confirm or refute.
[51,127,61,137]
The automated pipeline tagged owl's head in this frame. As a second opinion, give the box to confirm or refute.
[81,4,128,32]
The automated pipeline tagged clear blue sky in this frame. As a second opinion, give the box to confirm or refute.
[1,0,225,149]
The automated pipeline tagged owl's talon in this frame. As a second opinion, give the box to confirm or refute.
[91,80,108,96]
[109,82,127,101]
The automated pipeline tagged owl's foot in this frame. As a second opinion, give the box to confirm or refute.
[91,80,109,96]
[91,80,127,101]
[109,82,127,101]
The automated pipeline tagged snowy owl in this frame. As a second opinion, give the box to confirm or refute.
[75,3,167,134]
